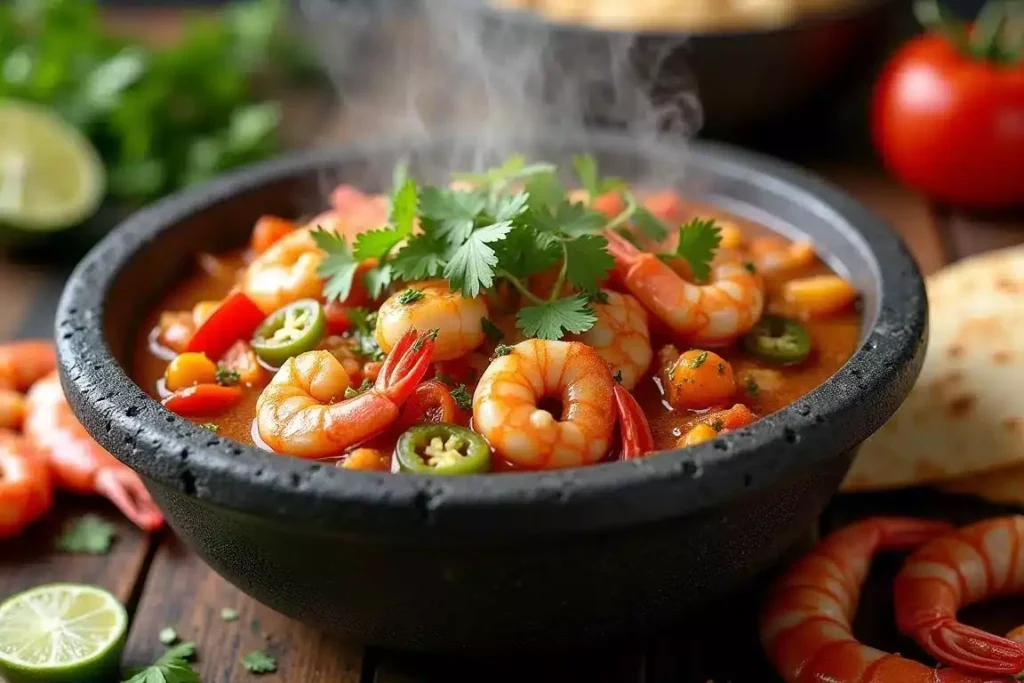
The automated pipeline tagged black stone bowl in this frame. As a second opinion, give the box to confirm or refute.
[55,131,926,652]
[471,0,900,138]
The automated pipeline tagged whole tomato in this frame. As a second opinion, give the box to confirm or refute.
[872,3,1024,209]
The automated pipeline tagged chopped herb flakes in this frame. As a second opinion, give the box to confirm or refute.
[55,515,115,554]
[711,420,724,432]
[215,365,240,387]
[201,423,219,432]
[242,650,277,674]
[159,627,178,645]
[450,384,473,411]
[492,344,513,359]
[689,351,708,369]
[746,376,760,397]
[397,288,425,305]
[221,607,240,622]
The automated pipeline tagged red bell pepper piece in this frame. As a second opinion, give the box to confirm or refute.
[186,292,266,360]
[614,384,654,460]
[162,384,243,417]
[715,404,758,433]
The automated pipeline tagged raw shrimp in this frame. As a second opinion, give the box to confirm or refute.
[376,281,489,362]
[24,372,164,531]
[894,516,1024,675]
[256,328,436,459]
[0,431,52,540]
[605,230,765,346]
[240,227,325,314]
[472,340,617,469]
[760,517,1008,683]
[570,290,652,391]
[0,340,56,391]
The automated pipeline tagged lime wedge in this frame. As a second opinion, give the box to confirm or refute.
[0,100,105,231]
[0,584,127,683]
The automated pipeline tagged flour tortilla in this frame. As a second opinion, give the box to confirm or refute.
[942,465,1024,506]
[841,245,1024,492]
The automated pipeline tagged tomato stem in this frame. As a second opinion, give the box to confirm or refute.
[915,0,1023,65]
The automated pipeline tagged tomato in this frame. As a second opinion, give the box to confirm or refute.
[873,31,1024,208]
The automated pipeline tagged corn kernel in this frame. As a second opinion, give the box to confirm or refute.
[679,423,718,448]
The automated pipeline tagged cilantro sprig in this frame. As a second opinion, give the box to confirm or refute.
[659,217,723,283]
[312,154,709,341]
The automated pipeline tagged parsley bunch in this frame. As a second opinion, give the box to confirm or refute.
[317,155,724,341]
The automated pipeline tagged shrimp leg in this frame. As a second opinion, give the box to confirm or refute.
[895,516,1024,675]
[613,385,653,460]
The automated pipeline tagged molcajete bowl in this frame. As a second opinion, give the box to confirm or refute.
[55,130,926,652]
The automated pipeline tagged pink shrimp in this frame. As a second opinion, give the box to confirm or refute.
[894,516,1024,676]
[0,430,53,540]
[0,340,56,391]
[604,230,765,346]
[760,517,1010,683]
[256,328,436,459]
[24,372,164,531]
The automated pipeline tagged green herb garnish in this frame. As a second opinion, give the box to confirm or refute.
[215,365,240,387]
[55,515,115,554]
[201,423,219,432]
[123,643,198,683]
[746,376,761,397]
[659,218,722,283]
[242,650,277,674]
[450,384,473,411]
[398,289,425,305]
[221,608,240,622]
[492,344,513,358]
[159,627,178,646]
[481,317,504,343]
[689,351,708,369]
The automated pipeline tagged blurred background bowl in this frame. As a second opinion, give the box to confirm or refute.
[473,0,903,140]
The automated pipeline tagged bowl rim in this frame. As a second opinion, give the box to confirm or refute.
[56,131,926,538]
[461,0,897,40]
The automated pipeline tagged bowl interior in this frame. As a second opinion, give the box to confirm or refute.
[60,130,923,538]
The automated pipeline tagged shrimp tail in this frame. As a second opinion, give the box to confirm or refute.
[603,229,640,272]
[377,329,436,404]
[613,385,653,460]
[912,620,1024,676]
[95,468,165,532]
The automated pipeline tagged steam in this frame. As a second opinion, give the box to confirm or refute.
[293,0,702,182]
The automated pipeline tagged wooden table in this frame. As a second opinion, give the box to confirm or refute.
[2,162,1022,683]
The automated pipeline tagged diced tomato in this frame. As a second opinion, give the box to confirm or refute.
[324,301,353,335]
[162,384,243,417]
[251,216,296,254]
[220,341,266,386]
[186,292,266,360]
[593,192,626,218]
[397,380,457,432]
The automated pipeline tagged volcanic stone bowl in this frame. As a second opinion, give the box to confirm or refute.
[56,131,926,652]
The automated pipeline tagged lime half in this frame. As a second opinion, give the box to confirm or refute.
[0,584,127,683]
[0,101,105,231]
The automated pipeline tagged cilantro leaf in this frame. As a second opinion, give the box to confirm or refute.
[363,263,393,300]
[564,235,613,294]
[481,317,504,343]
[420,187,486,246]
[529,201,604,238]
[663,218,722,283]
[311,228,358,303]
[55,515,115,554]
[444,221,513,298]
[215,366,240,387]
[523,171,565,210]
[391,234,449,282]
[353,176,417,261]
[160,642,197,663]
[492,191,529,222]
[242,650,277,674]
[124,655,199,683]
[450,384,473,411]
[516,295,597,340]
[631,203,669,242]
[492,224,560,279]
[347,308,384,361]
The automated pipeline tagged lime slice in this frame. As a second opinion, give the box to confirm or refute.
[0,584,127,683]
[0,100,105,231]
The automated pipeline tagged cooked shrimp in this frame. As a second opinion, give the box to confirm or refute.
[749,236,818,275]
[0,340,56,391]
[605,230,765,346]
[257,328,436,459]
[24,372,164,531]
[613,385,653,459]
[240,227,325,314]
[0,431,52,540]
[570,290,652,390]
[376,281,488,362]
[895,516,1024,675]
[760,517,1008,683]
[473,340,617,469]
[0,389,26,430]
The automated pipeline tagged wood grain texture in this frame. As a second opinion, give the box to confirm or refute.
[122,534,364,682]
[944,212,1024,260]
[373,648,645,683]
[0,497,153,602]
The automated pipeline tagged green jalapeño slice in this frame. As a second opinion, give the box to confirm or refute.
[742,315,811,365]
[251,299,326,367]
[396,424,491,475]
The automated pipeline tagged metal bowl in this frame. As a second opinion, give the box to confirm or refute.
[55,130,926,652]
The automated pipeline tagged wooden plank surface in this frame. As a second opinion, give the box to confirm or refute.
[122,534,365,682]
